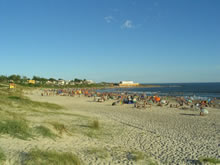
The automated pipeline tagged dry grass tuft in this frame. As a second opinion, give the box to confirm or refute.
[50,122,69,135]
[91,120,100,129]
[34,125,57,139]
[0,118,32,140]
[198,157,220,164]
[24,149,82,165]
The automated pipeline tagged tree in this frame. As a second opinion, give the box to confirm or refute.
[49,78,57,82]
[33,76,40,81]
[74,78,82,83]
[8,74,21,82]
[0,75,8,82]
[21,76,28,83]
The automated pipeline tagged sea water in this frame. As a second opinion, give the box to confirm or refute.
[98,83,220,99]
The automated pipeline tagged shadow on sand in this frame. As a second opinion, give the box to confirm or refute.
[180,113,199,116]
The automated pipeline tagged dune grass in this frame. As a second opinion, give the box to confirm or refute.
[0,86,63,111]
[0,118,32,140]
[127,151,145,162]
[8,95,63,110]
[0,94,13,106]
[34,126,57,139]
[74,119,115,139]
[50,122,69,135]
[91,120,100,129]
[82,120,101,138]
[198,157,220,164]
[24,149,82,165]
[0,148,6,163]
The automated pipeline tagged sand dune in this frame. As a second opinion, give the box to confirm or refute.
[1,90,220,164]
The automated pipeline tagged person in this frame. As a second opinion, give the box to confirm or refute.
[200,107,208,116]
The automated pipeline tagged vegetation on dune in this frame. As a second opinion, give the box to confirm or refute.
[0,86,63,110]
[34,126,57,140]
[127,151,145,162]
[7,95,63,110]
[198,157,220,164]
[0,148,6,163]
[91,120,100,129]
[49,122,69,135]
[0,118,32,140]
[0,86,64,140]
[24,149,82,165]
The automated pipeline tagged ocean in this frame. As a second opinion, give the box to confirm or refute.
[98,83,220,99]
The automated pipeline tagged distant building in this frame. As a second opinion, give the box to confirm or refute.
[69,81,75,86]
[52,81,57,84]
[28,80,36,84]
[46,81,51,84]
[57,80,65,85]
[85,80,95,84]
[119,81,139,87]
[64,80,70,85]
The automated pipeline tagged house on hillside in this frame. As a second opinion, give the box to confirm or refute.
[69,81,75,86]
[57,80,65,86]
[85,80,95,84]
[28,80,36,84]
[65,80,71,85]
[46,81,53,85]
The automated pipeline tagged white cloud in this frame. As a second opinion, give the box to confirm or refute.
[104,16,114,23]
[121,20,134,29]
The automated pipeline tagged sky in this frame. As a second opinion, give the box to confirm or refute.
[0,0,220,83]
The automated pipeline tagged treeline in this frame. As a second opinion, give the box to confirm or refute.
[0,75,83,83]
[0,74,110,88]
[0,75,27,83]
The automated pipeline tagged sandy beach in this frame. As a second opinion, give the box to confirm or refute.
[0,89,220,165]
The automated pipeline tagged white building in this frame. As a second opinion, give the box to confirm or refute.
[120,81,134,84]
[119,81,139,87]
[85,80,95,84]
[57,80,65,85]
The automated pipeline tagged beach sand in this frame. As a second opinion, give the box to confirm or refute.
[1,90,220,164]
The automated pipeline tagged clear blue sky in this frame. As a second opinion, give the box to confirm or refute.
[0,0,219,83]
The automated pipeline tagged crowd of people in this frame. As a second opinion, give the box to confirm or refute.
[40,88,217,116]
